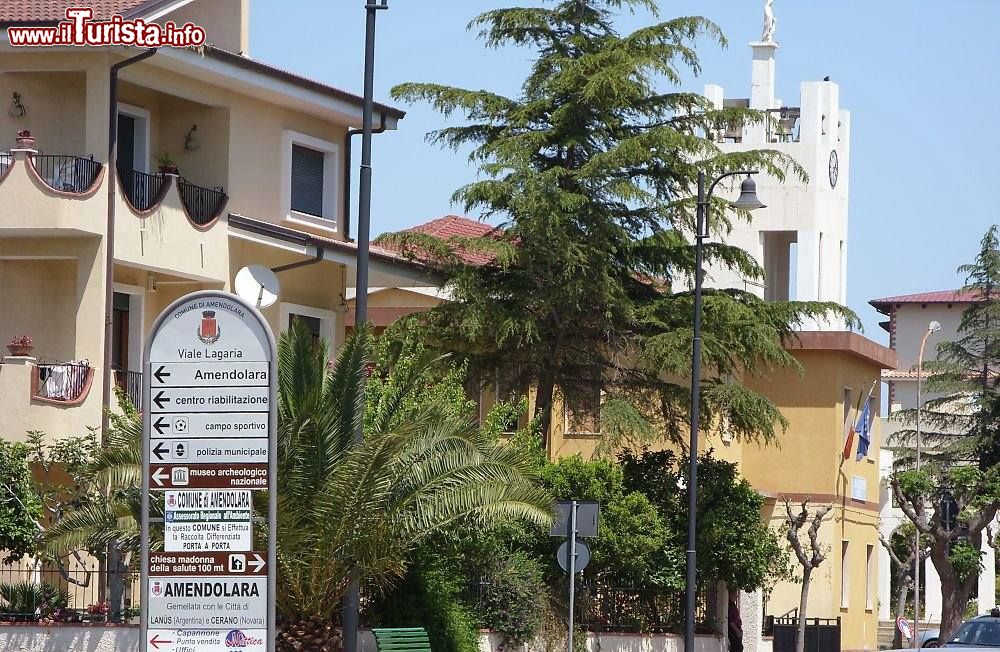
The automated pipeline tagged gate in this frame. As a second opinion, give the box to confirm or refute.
[772,616,841,652]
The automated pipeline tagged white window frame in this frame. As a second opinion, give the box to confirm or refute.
[279,302,335,352]
[112,282,145,373]
[281,130,340,232]
[117,103,151,174]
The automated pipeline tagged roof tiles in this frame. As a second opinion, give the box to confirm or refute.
[0,0,152,22]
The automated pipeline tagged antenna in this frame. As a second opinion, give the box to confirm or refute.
[234,265,280,308]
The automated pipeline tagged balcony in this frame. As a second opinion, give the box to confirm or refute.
[116,167,228,226]
[114,368,143,412]
[31,362,94,406]
[119,168,168,213]
[31,154,103,195]
[178,177,228,226]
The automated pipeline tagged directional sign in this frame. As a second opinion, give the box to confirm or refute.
[150,362,270,387]
[150,552,267,577]
[150,439,269,464]
[164,490,253,552]
[142,291,276,652]
[151,463,268,489]
[147,629,267,652]
[151,412,269,438]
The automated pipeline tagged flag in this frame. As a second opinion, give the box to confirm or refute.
[854,381,878,461]
[842,387,866,460]
[855,398,873,461]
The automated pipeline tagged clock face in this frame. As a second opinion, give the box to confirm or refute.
[829,150,839,188]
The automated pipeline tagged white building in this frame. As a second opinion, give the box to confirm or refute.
[704,40,849,329]
[871,289,996,629]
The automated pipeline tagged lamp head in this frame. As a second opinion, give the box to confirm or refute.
[929,321,942,333]
[731,175,767,211]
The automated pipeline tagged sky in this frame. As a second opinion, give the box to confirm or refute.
[251,1,1000,342]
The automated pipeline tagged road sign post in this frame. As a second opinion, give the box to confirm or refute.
[551,500,598,652]
[141,292,277,652]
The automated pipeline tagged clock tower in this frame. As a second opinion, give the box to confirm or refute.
[702,39,851,330]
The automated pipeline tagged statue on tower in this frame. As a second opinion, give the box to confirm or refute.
[762,0,776,43]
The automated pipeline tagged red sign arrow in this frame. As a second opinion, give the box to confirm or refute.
[149,634,173,650]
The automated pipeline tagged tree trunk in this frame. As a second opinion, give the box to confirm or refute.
[894,571,910,649]
[533,369,556,447]
[932,543,978,641]
[796,568,811,652]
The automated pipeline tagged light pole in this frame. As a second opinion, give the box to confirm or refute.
[913,320,941,648]
[343,3,388,652]
[685,170,765,652]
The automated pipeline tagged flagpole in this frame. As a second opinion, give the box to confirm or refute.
[842,383,868,462]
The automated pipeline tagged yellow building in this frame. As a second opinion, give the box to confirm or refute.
[0,0,430,442]
[359,216,898,652]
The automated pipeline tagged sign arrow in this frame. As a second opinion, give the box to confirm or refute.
[149,634,173,650]
[153,365,171,384]
[153,416,169,435]
[152,442,169,461]
[151,468,169,487]
[152,391,169,410]
[250,553,266,574]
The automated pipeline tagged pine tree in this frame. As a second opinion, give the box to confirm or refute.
[384,0,856,445]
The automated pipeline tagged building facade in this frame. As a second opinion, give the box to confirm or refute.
[0,0,429,444]
[871,290,997,628]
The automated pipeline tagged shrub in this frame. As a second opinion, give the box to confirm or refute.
[476,551,546,647]
[0,581,69,620]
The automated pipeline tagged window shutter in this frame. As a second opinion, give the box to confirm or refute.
[291,144,325,217]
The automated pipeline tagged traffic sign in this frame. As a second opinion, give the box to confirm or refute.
[150,362,270,387]
[149,552,267,576]
[551,500,600,538]
[147,629,267,652]
[149,439,269,464]
[556,541,591,573]
[150,463,268,489]
[151,412,269,438]
[141,292,277,652]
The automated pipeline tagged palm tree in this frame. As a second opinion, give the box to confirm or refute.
[274,321,552,639]
[46,321,553,644]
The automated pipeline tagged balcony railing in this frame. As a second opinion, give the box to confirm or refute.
[31,362,93,404]
[118,167,168,213]
[178,177,228,226]
[0,153,12,178]
[114,367,143,411]
[31,155,102,194]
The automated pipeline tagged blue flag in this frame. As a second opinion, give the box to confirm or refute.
[855,399,872,462]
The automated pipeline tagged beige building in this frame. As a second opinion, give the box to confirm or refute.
[0,0,431,443]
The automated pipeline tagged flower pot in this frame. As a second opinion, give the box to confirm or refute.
[6,344,33,357]
[158,165,179,175]
[15,136,35,149]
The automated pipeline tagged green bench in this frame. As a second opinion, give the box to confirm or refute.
[373,628,432,652]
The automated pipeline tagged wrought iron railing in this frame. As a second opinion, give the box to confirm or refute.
[118,167,167,212]
[0,564,139,624]
[114,367,143,411]
[31,362,92,403]
[0,153,12,178]
[178,176,227,225]
[31,155,102,193]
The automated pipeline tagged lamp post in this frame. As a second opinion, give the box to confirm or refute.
[342,3,388,652]
[685,170,765,652]
[913,320,941,648]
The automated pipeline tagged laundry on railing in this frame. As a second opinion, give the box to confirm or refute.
[36,360,91,401]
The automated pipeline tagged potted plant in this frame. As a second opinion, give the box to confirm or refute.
[6,335,33,357]
[15,129,35,149]
[154,152,179,175]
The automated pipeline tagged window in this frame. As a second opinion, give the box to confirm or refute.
[843,387,853,424]
[494,368,522,434]
[279,303,335,352]
[840,540,850,608]
[565,376,602,435]
[851,476,867,502]
[291,145,325,217]
[282,131,339,228]
[865,544,874,610]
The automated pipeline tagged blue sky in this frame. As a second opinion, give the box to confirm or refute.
[251,1,1000,341]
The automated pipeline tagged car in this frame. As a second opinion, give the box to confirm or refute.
[924,610,1000,649]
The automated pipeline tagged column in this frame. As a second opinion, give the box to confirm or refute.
[924,560,943,625]
[740,589,765,652]
[980,533,997,612]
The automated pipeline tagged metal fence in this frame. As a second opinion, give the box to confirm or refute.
[32,362,92,403]
[119,167,167,212]
[115,368,143,411]
[0,565,139,624]
[178,177,227,225]
[771,616,841,652]
[0,153,12,177]
[31,154,102,193]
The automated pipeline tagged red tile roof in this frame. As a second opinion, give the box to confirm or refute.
[383,215,504,266]
[0,0,154,22]
[870,289,980,314]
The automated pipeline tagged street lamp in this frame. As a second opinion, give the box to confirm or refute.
[685,170,765,652]
[913,320,941,648]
